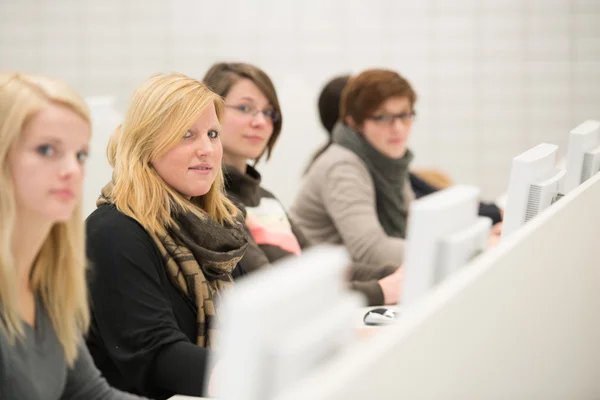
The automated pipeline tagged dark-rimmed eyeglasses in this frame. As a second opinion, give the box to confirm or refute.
[367,111,416,125]
[225,104,280,123]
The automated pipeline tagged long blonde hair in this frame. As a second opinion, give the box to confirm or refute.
[0,73,90,366]
[105,72,238,235]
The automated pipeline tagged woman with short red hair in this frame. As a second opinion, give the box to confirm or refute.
[290,69,417,271]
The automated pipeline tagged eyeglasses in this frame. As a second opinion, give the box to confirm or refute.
[367,111,416,126]
[225,104,280,123]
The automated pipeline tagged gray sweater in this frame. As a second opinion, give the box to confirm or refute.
[0,297,146,400]
[290,144,414,267]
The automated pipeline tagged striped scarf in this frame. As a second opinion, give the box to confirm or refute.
[98,184,248,348]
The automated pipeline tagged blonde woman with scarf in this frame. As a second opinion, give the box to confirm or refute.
[85,73,247,399]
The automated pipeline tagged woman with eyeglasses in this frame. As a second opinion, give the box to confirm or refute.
[202,63,308,271]
[309,74,503,230]
[203,64,404,306]
[290,69,417,271]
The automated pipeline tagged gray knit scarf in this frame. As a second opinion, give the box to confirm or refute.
[332,122,413,238]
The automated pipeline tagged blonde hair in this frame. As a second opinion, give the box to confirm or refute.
[106,72,238,235]
[0,72,91,366]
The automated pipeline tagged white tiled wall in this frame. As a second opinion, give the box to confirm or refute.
[1,0,599,205]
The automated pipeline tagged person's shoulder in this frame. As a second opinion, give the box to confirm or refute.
[85,205,164,276]
[308,144,369,179]
[86,204,150,243]
[319,144,364,166]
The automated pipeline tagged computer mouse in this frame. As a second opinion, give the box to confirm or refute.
[363,307,398,326]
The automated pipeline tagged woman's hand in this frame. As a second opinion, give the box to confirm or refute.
[488,222,503,248]
[378,268,403,305]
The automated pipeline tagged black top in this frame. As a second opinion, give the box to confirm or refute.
[409,173,503,225]
[86,205,210,400]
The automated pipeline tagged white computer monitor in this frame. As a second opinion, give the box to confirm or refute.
[210,246,364,400]
[275,173,600,400]
[563,119,600,194]
[501,143,565,238]
[401,185,492,307]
